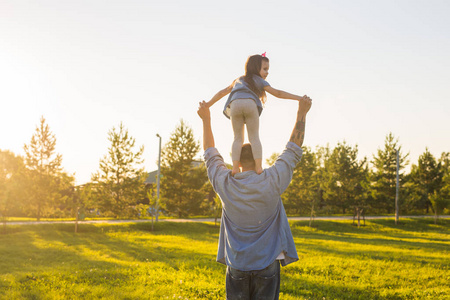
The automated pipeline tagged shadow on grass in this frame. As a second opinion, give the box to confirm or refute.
[292,218,449,235]
[292,218,450,234]
[289,220,449,267]
[291,219,449,245]
[0,222,222,276]
[281,271,399,300]
[0,222,227,299]
[297,241,447,267]
[130,221,220,242]
[295,231,449,251]
[369,217,450,234]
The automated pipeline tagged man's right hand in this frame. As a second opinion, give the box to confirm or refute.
[197,101,211,121]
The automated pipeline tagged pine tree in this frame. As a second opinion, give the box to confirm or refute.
[160,120,207,218]
[23,116,66,221]
[92,122,146,217]
[370,133,408,213]
[322,142,367,214]
[311,145,331,218]
[439,152,450,176]
[406,149,443,213]
[282,147,319,215]
[427,152,450,222]
[0,150,26,230]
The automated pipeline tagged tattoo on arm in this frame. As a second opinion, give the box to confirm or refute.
[289,115,306,147]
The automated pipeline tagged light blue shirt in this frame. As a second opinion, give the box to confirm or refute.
[223,75,270,119]
[204,142,302,271]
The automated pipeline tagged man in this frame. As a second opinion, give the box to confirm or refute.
[197,96,312,300]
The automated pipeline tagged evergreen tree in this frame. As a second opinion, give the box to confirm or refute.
[436,152,450,217]
[160,120,207,217]
[92,122,146,217]
[322,142,367,214]
[439,152,450,176]
[282,147,319,215]
[406,149,443,213]
[429,190,449,224]
[0,150,26,228]
[23,116,68,220]
[313,145,331,215]
[370,133,408,213]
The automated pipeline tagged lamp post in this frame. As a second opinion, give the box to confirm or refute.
[73,183,86,233]
[156,134,162,222]
[395,149,400,225]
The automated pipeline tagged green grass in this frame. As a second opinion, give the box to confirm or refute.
[0,219,449,299]
[5,217,164,222]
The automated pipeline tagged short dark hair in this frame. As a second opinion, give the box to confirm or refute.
[240,143,255,166]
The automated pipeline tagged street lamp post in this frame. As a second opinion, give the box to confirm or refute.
[395,149,400,225]
[73,184,86,233]
[156,134,162,222]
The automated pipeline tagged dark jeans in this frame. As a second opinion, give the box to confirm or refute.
[226,260,280,300]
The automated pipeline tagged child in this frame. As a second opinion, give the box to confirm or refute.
[205,53,307,176]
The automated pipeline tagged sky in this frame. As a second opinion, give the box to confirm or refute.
[1,0,449,184]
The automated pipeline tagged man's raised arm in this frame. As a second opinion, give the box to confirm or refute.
[197,101,215,150]
[289,96,312,147]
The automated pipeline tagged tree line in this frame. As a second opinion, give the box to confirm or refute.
[1,117,449,225]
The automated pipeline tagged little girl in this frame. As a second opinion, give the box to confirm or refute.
[205,53,306,176]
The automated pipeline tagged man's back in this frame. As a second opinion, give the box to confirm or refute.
[204,142,303,271]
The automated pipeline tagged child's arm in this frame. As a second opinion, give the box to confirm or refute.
[205,83,233,108]
[264,86,304,101]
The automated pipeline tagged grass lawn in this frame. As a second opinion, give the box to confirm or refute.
[0,218,448,299]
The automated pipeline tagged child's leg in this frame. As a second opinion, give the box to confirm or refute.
[242,100,263,174]
[229,101,246,176]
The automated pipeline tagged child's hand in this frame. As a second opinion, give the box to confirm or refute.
[300,95,311,101]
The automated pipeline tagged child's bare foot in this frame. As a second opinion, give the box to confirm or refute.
[255,158,263,175]
[255,166,263,174]
[231,165,240,176]
[231,161,240,176]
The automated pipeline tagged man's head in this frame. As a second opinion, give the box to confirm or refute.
[239,143,256,170]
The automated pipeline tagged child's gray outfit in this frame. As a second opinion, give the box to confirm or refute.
[223,75,270,162]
